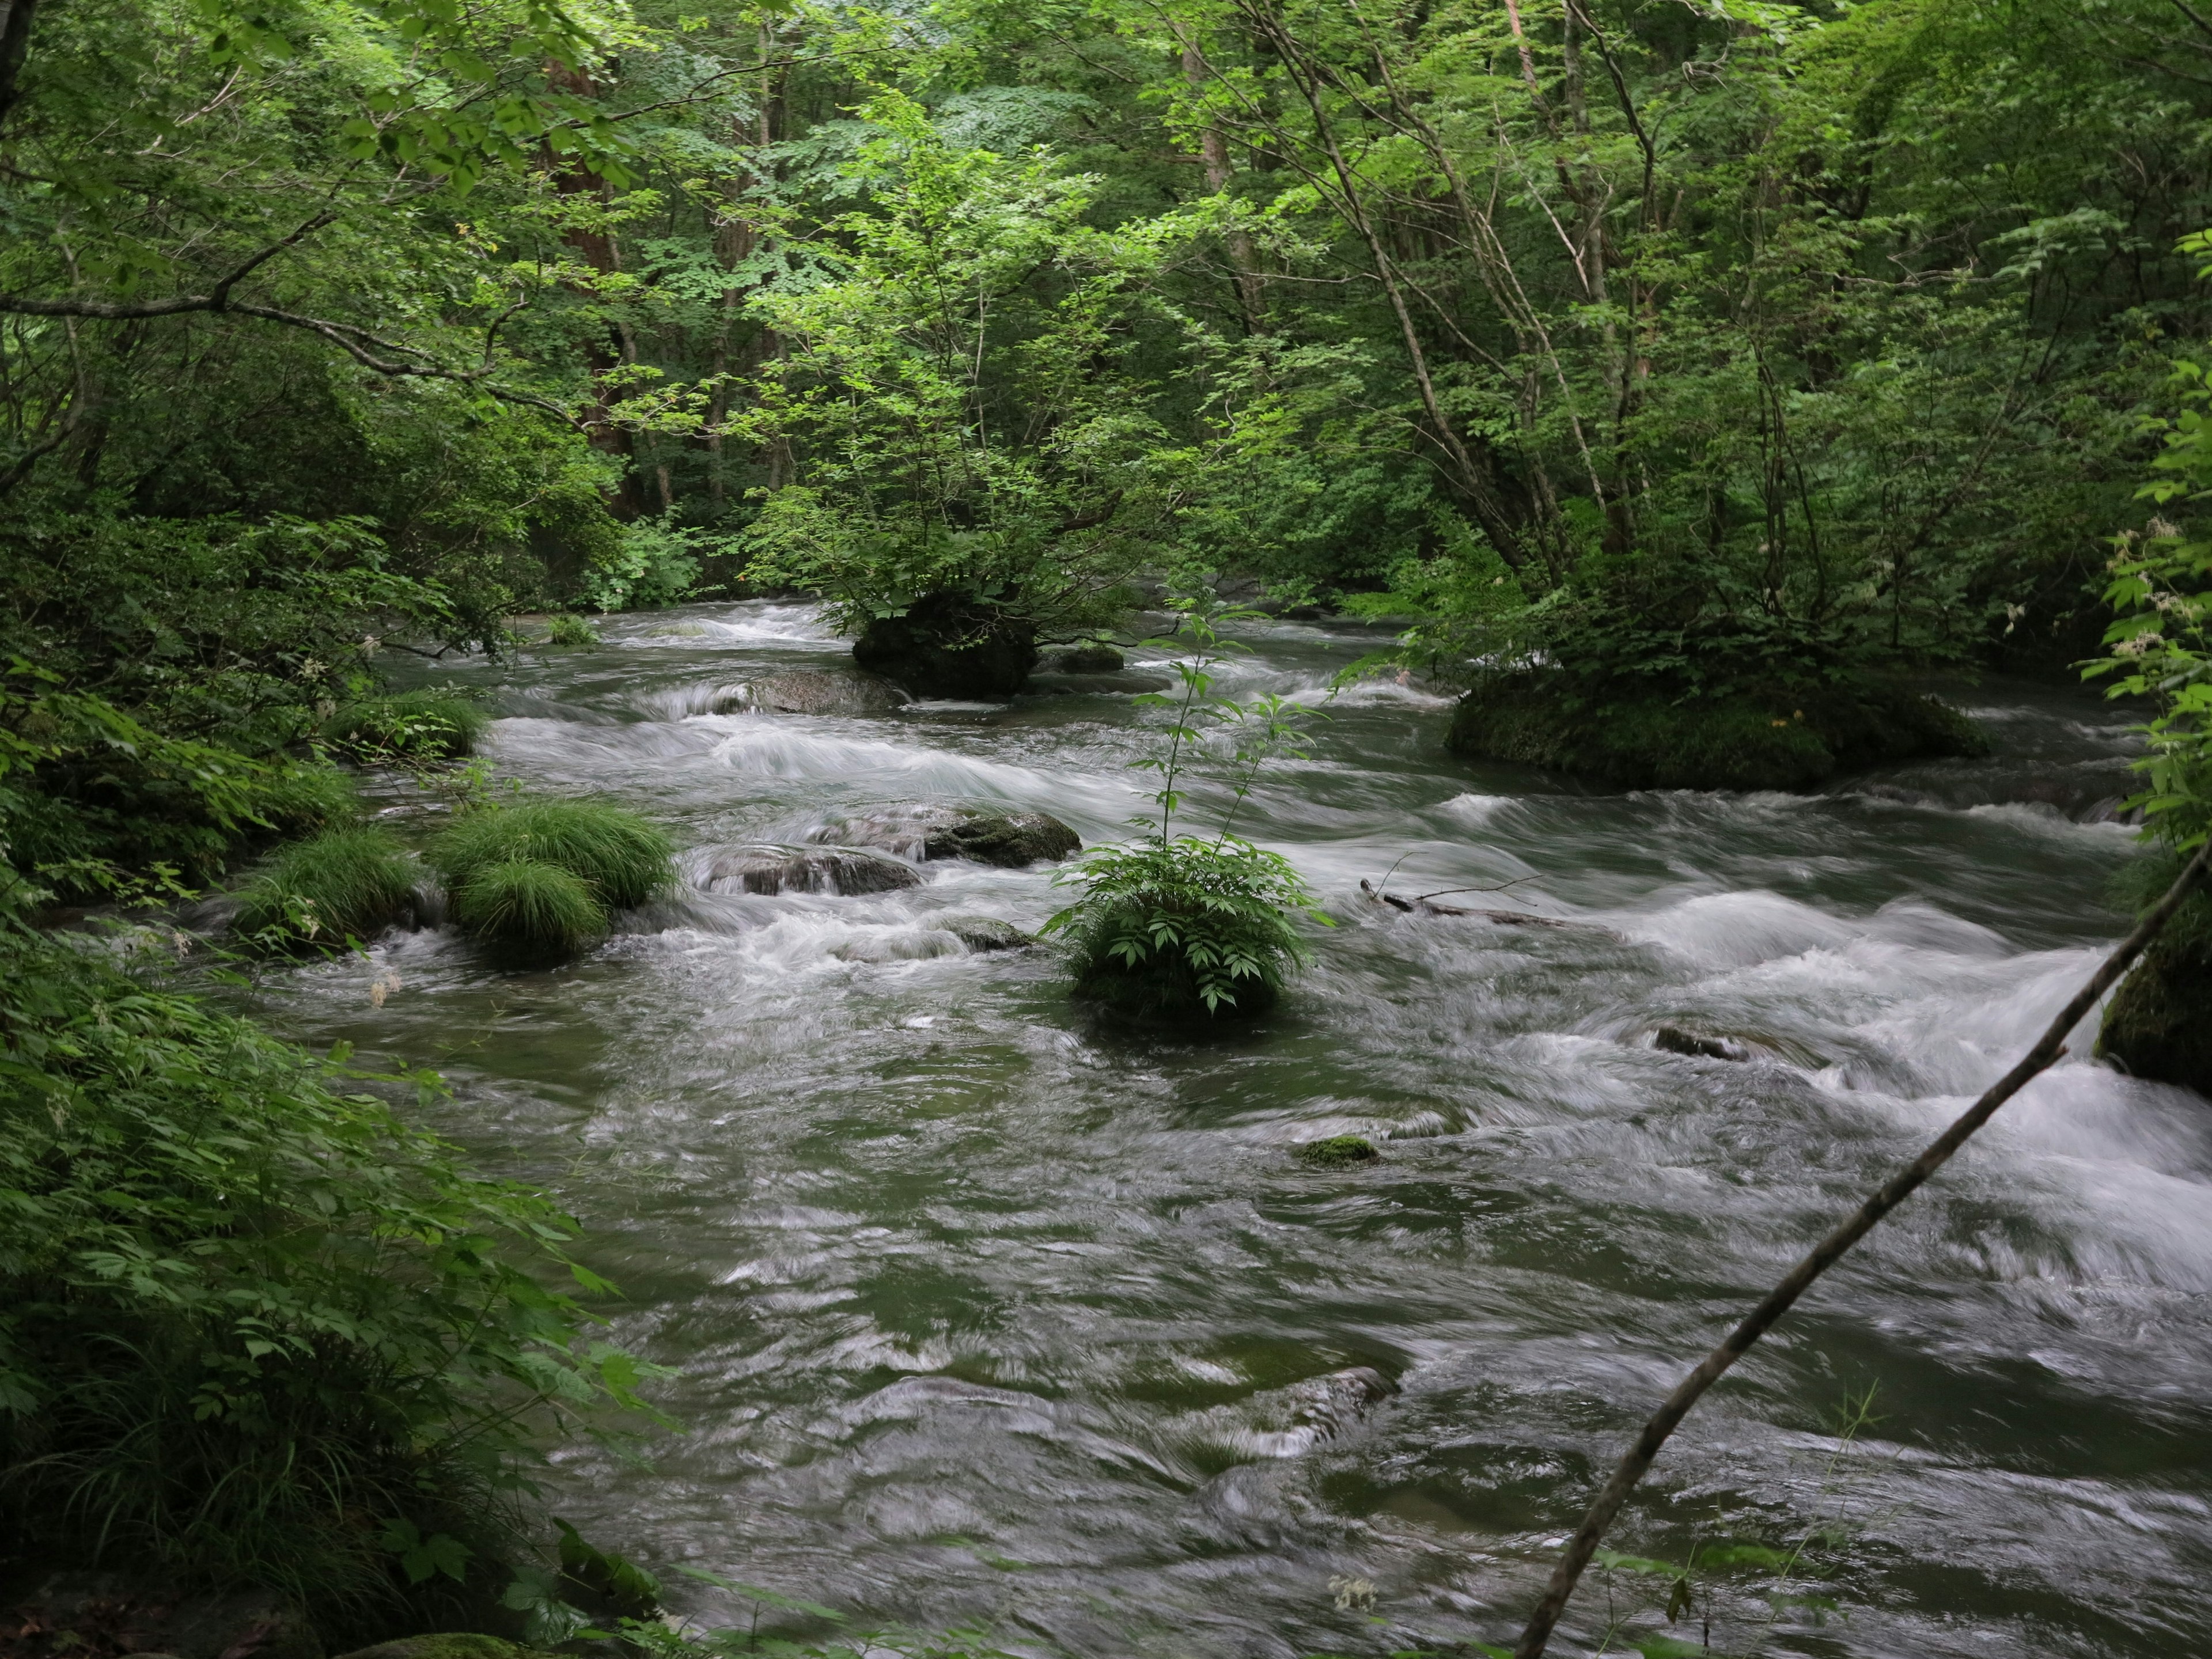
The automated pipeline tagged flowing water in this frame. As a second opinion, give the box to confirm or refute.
[247,603,2212,1658]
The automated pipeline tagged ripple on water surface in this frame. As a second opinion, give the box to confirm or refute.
[249,603,2212,1658]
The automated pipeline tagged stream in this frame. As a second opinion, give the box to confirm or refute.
[247,602,2212,1658]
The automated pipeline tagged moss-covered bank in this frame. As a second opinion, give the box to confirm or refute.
[1446,673,1988,791]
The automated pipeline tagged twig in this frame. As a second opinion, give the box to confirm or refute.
[1512,838,2212,1657]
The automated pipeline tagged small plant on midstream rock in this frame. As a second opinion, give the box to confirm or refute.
[1043,599,1332,1020]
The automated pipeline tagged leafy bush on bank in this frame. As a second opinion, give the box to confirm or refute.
[0,926,662,1634]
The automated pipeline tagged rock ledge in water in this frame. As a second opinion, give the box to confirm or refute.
[816,804,1080,868]
[2099,938,2212,1097]
[704,845,921,895]
[853,592,1036,698]
[938,915,1036,952]
[714,667,909,717]
[1653,1025,1751,1062]
[1446,672,1987,791]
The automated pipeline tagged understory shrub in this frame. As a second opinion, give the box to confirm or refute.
[323,690,490,761]
[427,800,675,953]
[232,826,419,948]
[0,929,662,1633]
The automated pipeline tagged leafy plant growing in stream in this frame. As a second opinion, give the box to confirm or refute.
[1045,603,1328,1021]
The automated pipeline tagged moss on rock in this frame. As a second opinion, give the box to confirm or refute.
[1296,1135,1380,1168]
[2097,862,2212,1097]
[1445,672,1987,791]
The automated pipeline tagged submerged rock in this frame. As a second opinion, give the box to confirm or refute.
[1653,1025,1751,1062]
[853,591,1036,698]
[1446,672,1988,791]
[713,666,910,717]
[815,804,1080,868]
[1022,669,1175,698]
[938,915,1036,951]
[703,845,921,896]
[1296,1134,1380,1168]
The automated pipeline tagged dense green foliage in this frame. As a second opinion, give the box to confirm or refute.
[325,691,493,763]
[0,925,660,1627]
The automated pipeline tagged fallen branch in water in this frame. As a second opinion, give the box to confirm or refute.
[1512,838,2212,1659]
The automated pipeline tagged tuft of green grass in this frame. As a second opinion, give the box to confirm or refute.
[546,613,600,646]
[323,689,490,761]
[448,858,608,952]
[233,826,417,948]
[428,800,675,911]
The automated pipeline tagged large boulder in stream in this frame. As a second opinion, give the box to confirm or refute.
[853,591,1036,698]
[703,845,921,896]
[811,804,1080,868]
[1447,672,1988,791]
[714,667,910,717]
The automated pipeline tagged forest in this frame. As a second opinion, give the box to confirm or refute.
[3,0,2211,1655]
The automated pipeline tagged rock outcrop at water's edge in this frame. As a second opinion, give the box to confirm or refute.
[703,845,922,896]
[852,591,1036,698]
[1446,672,1988,791]
[2099,937,2212,1097]
[811,804,1080,868]
[937,915,1036,951]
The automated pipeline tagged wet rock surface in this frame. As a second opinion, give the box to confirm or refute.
[703,845,922,895]
[937,915,1036,952]
[813,804,1080,868]
[1653,1025,1752,1061]
[712,667,910,717]
[1040,644,1125,673]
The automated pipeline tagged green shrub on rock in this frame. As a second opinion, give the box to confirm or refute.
[1047,602,1327,1023]
[1049,835,1316,1020]
[322,690,489,762]
[233,826,418,948]
[1447,673,1987,791]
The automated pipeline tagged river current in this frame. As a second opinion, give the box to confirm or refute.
[248,603,2210,1658]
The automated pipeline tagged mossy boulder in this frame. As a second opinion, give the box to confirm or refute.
[816,804,1080,868]
[703,844,922,895]
[715,668,910,717]
[2098,868,2212,1096]
[1296,1135,1380,1168]
[938,915,1035,951]
[852,591,1036,698]
[1043,643,1124,673]
[1446,673,1988,791]
[1071,946,1280,1025]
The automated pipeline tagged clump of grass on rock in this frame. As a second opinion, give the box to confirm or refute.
[234,825,417,948]
[323,688,489,761]
[428,798,676,955]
